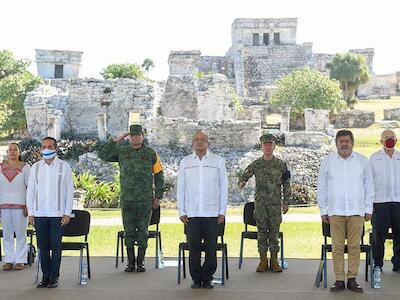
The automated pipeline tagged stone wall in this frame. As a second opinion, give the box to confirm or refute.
[143,117,261,149]
[160,74,236,121]
[241,44,314,98]
[332,110,375,128]
[384,107,400,121]
[358,73,398,99]
[284,132,334,149]
[25,78,160,139]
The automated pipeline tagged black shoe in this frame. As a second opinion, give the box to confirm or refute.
[124,264,135,272]
[203,281,214,289]
[36,277,50,288]
[330,281,345,292]
[191,281,202,289]
[47,278,59,288]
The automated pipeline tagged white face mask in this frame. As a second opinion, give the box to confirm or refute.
[41,149,57,159]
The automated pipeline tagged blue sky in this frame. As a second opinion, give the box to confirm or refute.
[1,0,399,80]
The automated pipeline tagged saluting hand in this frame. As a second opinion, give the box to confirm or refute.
[113,133,129,143]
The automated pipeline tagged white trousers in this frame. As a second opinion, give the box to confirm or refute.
[1,209,28,264]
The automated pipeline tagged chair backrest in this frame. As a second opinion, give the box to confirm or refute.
[62,210,91,237]
[183,221,225,237]
[243,202,257,226]
[149,207,160,226]
[322,221,366,243]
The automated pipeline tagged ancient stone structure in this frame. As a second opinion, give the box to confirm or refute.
[332,110,375,128]
[384,108,400,121]
[304,108,330,132]
[35,49,83,80]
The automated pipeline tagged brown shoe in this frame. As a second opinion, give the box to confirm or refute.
[2,263,13,271]
[330,281,345,292]
[256,252,269,272]
[270,252,283,272]
[347,278,363,292]
[14,263,26,270]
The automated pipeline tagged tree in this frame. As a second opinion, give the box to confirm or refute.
[0,50,42,133]
[326,53,369,108]
[141,58,155,72]
[101,63,145,80]
[270,66,345,114]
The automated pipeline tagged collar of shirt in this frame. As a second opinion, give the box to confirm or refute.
[191,150,210,160]
[379,148,400,159]
[335,152,355,160]
[40,156,59,167]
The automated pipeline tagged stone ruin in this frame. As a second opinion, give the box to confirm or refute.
[23,17,399,204]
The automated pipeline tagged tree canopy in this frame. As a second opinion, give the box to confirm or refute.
[326,53,369,108]
[270,66,345,114]
[0,50,42,133]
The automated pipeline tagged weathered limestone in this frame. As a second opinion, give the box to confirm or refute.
[280,106,291,133]
[384,108,400,121]
[284,131,334,149]
[97,113,107,141]
[47,115,61,140]
[35,49,83,79]
[333,110,375,128]
[304,109,330,132]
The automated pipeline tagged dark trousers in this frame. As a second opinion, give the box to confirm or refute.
[186,217,218,283]
[35,217,62,279]
[372,202,400,269]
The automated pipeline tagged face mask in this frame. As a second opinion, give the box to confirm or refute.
[41,149,57,159]
[384,138,396,149]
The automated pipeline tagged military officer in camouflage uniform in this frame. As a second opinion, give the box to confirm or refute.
[238,134,291,273]
[99,125,164,272]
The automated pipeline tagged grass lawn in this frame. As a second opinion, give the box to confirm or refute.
[87,205,320,219]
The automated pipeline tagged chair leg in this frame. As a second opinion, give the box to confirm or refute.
[121,234,124,263]
[183,248,186,279]
[221,245,225,286]
[177,246,182,284]
[238,235,244,269]
[315,260,324,287]
[365,251,369,282]
[87,244,91,279]
[323,246,327,289]
[370,248,374,288]
[78,248,83,285]
[155,233,159,268]
[116,232,119,268]
[225,245,229,279]
[34,249,40,284]
[280,233,285,268]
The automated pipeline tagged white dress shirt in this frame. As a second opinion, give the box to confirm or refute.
[0,164,30,206]
[26,157,74,217]
[370,149,400,203]
[177,151,228,218]
[317,151,374,216]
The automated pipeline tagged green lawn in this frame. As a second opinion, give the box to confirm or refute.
[87,205,320,219]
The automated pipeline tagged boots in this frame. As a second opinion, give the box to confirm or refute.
[124,247,135,272]
[270,251,282,272]
[136,247,146,272]
[256,252,269,272]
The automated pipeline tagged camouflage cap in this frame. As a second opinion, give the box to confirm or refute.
[129,124,144,135]
[260,134,276,144]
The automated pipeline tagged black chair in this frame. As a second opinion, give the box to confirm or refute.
[115,207,163,268]
[177,222,229,285]
[238,201,285,269]
[61,210,91,284]
[314,222,372,288]
[0,229,35,266]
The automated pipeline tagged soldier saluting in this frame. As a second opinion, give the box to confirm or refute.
[99,125,164,272]
[238,134,291,273]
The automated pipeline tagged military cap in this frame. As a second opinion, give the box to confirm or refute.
[129,124,144,135]
[260,134,276,144]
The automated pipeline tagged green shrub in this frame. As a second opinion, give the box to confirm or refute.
[73,172,120,208]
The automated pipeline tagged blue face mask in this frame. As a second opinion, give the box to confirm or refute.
[41,149,57,159]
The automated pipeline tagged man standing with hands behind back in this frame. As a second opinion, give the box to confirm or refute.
[317,130,374,293]
[177,131,228,289]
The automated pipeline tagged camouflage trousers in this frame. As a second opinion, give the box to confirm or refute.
[121,201,152,248]
[254,204,282,253]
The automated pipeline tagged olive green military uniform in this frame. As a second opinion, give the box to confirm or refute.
[238,134,291,272]
[98,125,164,271]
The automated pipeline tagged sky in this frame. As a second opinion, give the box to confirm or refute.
[1,0,399,80]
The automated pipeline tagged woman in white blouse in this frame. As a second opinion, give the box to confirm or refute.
[0,143,30,270]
